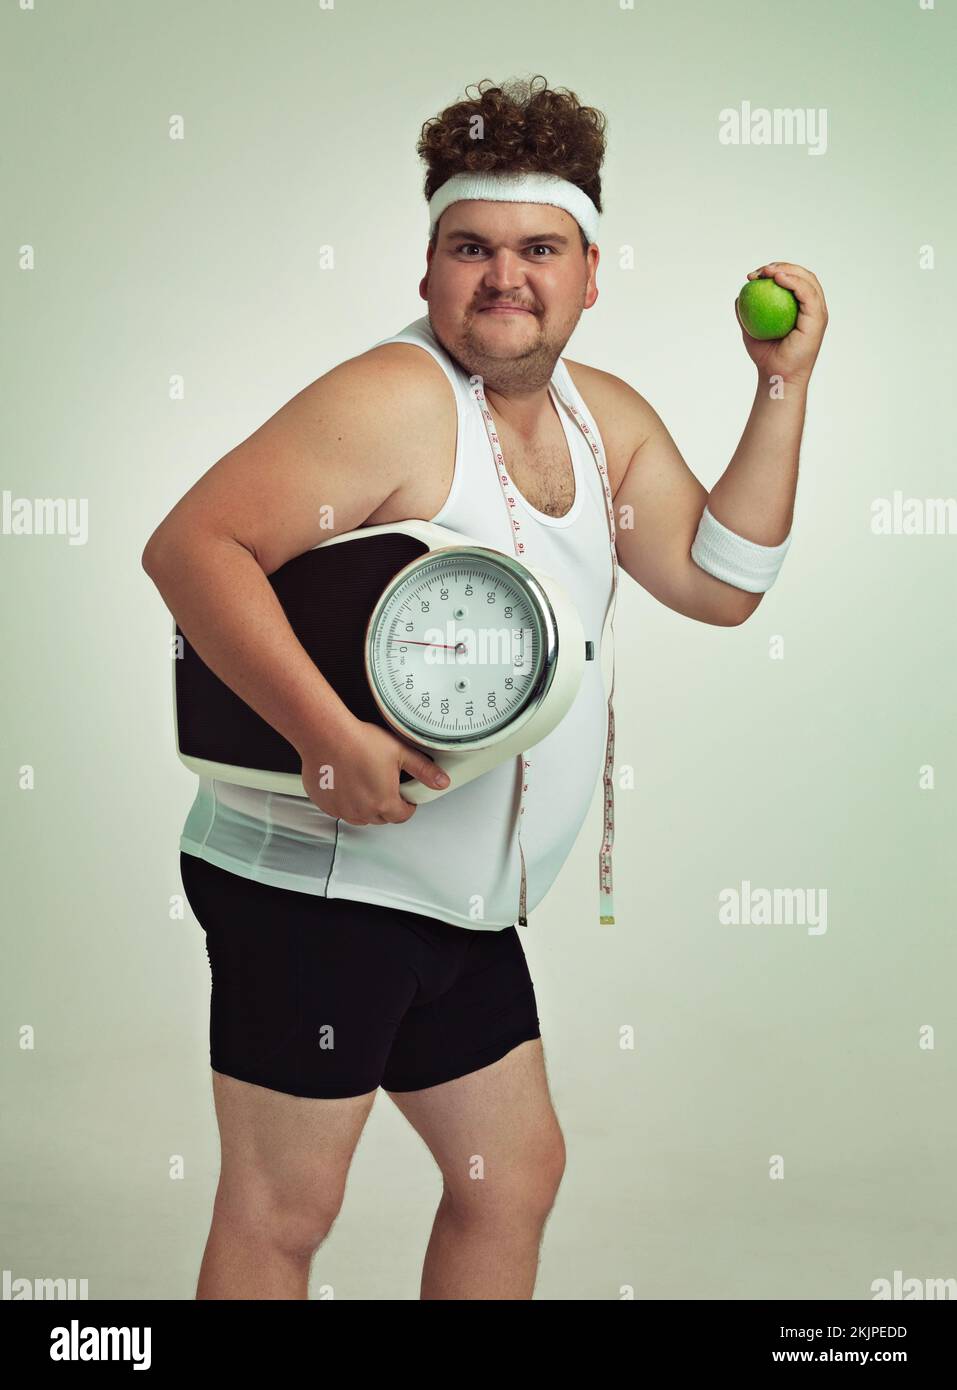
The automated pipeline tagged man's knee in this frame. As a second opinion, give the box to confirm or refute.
[531,1130,567,1214]
[444,1132,566,1223]
[213,1177,346,1258]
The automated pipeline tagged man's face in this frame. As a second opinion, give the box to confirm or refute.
[419,200,599,391]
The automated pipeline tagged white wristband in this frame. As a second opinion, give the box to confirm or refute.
[690,504,792,593]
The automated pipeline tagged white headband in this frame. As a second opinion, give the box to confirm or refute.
[428,171,600,246]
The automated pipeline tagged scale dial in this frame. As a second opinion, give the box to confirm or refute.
[366,547,558,748]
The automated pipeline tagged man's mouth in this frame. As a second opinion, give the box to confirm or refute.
[479,305,534,314]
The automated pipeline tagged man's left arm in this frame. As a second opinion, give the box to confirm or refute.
[612,260,829,626]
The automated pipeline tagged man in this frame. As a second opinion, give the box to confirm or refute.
[142,77,827,1300]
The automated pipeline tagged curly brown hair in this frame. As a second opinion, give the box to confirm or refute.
[418,75,607,254]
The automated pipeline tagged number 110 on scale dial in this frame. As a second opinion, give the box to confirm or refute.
[366,549,558,748]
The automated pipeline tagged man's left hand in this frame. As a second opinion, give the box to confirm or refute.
[736,261,829,386]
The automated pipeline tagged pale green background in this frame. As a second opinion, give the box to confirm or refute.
[2,0,954,1301]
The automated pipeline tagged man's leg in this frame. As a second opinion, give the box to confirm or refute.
[180,854,421,1299]
[196,1070,376,1299]
[384,1037,566,1300]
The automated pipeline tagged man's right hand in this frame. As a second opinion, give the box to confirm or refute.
[299,719,450,826]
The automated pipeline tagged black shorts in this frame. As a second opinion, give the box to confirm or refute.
[179,852,542,1100]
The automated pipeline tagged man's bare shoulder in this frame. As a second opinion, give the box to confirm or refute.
[309,341,456,526]
[562,357,654,430]
[321,340,454,416]
[562,358,655,492]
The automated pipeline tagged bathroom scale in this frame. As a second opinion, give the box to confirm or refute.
[173,519,596,804]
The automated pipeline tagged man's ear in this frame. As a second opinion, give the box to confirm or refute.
[584,243,600,310]
[419,241,434,301]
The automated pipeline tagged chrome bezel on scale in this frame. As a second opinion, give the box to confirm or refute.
[364,545,560,753]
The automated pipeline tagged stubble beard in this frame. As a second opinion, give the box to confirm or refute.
[430,306,574,394]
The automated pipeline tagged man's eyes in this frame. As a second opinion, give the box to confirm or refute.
[455,244,554,257]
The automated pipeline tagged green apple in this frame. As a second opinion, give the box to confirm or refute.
[737,276,799,339]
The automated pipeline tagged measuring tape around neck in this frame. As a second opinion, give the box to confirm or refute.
[469,371,619,929]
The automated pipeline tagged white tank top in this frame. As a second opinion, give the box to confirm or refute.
[180,314,617,931]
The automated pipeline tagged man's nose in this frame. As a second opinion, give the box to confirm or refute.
[481,249,528,291]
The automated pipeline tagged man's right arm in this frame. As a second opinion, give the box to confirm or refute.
[141,347,443,762]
